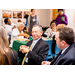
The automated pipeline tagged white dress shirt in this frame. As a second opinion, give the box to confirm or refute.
[4,23,16,39]
[25,38,41,63]
[61,46,69,54]
[30,38,41,51]
[9,28,24,47]
[4,24,12,39]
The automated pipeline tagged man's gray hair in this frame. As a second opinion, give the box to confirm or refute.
[32,25,42,32]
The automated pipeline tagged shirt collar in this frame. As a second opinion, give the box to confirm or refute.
[61,46,69,54]
[33,37,41,42]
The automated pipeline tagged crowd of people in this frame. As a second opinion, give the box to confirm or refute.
[0,9,75,65]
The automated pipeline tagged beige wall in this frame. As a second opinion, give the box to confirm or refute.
[0,9,52,27]
[1,9,75,30]
[36,9,51,27]
[65,9,75,31]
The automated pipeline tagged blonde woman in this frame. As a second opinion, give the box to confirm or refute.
[0,26,18,65]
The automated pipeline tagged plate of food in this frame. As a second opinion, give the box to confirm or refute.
[17,38,30,42]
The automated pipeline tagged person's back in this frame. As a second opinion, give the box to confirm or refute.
[0,49,18,65]
[0,26,18,65]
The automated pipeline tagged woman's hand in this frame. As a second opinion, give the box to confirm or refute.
[52,17,55,20]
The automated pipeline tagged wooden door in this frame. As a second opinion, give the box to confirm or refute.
[52,9,58,19]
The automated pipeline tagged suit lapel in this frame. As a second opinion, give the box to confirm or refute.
[51,50,62,64]
[32,38,42,51]
[53,46,72,65]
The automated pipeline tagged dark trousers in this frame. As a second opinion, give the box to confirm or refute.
[51,35,56,54]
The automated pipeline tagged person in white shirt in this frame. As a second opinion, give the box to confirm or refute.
[4,18,16,44]
[44,21,56,38]
[10,22,29,48]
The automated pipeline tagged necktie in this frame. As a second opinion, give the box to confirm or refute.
[57,53,61,59]
[22,41,34,65]
[55,52,62,64]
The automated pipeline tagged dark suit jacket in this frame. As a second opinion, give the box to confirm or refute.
[50,43,75,65]
[18,38,49,65]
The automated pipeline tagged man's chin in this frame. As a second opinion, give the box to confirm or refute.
[33,38,37,40]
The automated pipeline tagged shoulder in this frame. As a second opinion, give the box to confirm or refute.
[65,43,75,59]
[12,28,18,32]
[28,15,30,19]
[46,28,51,31]
[39,38,49,46]
[9,50,18,65]
[13,28,18,30]
[26,40,33,46]
[63,14,67,17]
[9,49,18,57]
[4,25,11,28]
[12,50,18,55]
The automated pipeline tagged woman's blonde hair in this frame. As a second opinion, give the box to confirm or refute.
[0,26,9,48]
[56,24,66,31]
[0,26,14,65]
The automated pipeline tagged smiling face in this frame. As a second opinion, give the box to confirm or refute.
[50,22,56,30]
[8,19,11,25]
[58,10,64,16]
[32,26,43,40]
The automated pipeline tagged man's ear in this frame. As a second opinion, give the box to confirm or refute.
[41,31,43,35]
[62,40,66,46]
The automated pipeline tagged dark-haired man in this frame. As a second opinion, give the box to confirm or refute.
[53,9,68,26]
[42,27,75,65]
[4,18,16,44]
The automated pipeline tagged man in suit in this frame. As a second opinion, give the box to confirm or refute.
[19,25,49,65]
[42,27,75,65]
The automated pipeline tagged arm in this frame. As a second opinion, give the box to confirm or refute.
[18,41,32,62]
[37,15,39,24]
[12,29,29,38]
[5,26,12,35]
[52,16,57,22]
[27,16,30,32]
[62,15,68,25]
[18,33,29,38]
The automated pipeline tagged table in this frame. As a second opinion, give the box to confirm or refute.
[12,40,28,53]
[12,40,60,61]
[12,40,52,53]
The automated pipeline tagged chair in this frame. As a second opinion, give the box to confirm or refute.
[46,40,61,61]
[55,44,61,57]
[45,40,53,61]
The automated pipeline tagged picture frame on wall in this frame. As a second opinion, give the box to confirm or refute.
[2,10,12,18]
[13,11,22,18]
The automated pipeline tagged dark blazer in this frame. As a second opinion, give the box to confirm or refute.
[50,43,75,65]
[18,38,49,65]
